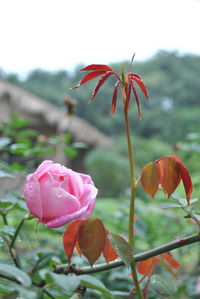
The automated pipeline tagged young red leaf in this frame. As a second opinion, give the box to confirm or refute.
[63,220,83,265]
[80,64,113,72]
[129,73,150,102]
[169,155,193,203]
[75,240,82,256]
[78,218,106,266]
[137,257,160,275]
[157,157,181,198]
[159,258,180,280]
[161,252,180,268]
[103,234,118,263]
[72,70,107,89]
[131,81,142,119]
[141,162,159,198]
[123,82,131,113]
[88,72,112,103]
[111,80,120,115]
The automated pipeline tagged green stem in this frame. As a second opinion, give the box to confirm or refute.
[10,213,30,249]
[124,111,143,299]
[124,111,136,247]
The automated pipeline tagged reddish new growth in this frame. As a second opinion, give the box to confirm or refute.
[63,218,118,266]
[72,64,150,118]
[140,155,193,204]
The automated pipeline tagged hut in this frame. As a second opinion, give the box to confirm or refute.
[0,78,112,171]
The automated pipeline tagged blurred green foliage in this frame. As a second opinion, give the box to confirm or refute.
[2,50,200,144]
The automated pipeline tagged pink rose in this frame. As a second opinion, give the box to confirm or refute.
[24,160,98,228]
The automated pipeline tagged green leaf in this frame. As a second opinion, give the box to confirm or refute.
[11,116,28,128]
[73,142,88,149]
[0,263,31,287]
[32,252,56,272]
[0,225,16,237]
[10,143,29,155]
[0,170,14,178]
[0,280,15,295]
[161,202,182,209]
[0,199,15,210]
[79,275,113,298]
[0,137,11,149]
[151,274,177,296]
[108,233,133,266]
[18,129,37,137]
[46,272,112,298]
[63,147,78,158]
[0,237,4,249]
[45,272,80,296]
[14,285,43,299]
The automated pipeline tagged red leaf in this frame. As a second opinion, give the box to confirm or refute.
[129,73,150,102]
[72,70,107,89]
[169,155,193,203]
[157,155,193,203]
[161,252,180,268]
[78,218,106,266]
[111,80,120,115]
[80,64,113,72]
[103,234,118,263]
[157,157,181,198]
[131,80,142,119]
[141,162,159,197]
[137,257,160,275]
[63,220,83,265]
[88,72,113,103]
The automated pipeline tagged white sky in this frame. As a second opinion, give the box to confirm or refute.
[0,0,199,76]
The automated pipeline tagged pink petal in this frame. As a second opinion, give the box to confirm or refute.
[39,172,81,221]
[34,160,54,179]
[44,205,89,228]
[80,184,98,206]
[79,173,94,185]
[68,170,84,199]
[24,175,43,220]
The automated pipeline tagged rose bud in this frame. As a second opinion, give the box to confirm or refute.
[24,160,98,228]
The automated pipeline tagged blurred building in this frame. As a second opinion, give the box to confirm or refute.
[0,78,111,171]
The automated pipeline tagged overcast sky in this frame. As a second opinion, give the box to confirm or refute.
[0,0,199,76]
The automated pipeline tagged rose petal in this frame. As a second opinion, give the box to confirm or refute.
[79,173,94,185]
[34,160,54,179]
[68,170,84,198]
[44,205,89,228]
[80,184,98,206]
[39,172,81,221]
[24,175,43,220]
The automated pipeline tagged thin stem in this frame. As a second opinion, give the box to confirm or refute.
[54,233,200,275]
[0,212,8,225]
[10,214,28,249]
[124,111,136,247]
[124,110,143,298]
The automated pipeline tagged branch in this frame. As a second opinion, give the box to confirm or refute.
[54,233,200,275]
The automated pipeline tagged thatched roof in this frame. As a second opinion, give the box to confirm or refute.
[0,78,111,148]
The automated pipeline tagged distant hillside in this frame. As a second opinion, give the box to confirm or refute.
[1,50,200,143]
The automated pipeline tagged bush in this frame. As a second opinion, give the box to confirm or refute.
[85,148,130,197]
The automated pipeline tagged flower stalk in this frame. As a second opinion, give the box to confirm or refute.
[124,108,143,299]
